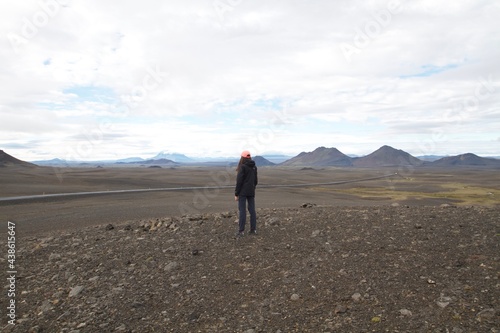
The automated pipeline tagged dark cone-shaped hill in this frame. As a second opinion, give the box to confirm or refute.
[430,153,500,167]
[0,150,37,168]
[281,147,353,167]
[352,145,423,167]
[253,156,275,167]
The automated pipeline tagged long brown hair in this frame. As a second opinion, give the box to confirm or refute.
[236,156,250,172]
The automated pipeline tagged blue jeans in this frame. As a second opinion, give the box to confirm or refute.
[238,196,256,232]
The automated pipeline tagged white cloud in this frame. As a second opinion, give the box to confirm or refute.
[1,0,499,160]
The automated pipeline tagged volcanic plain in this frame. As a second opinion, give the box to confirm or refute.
[0,165,499,332]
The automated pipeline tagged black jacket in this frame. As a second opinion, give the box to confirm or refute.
[235,160,258,197]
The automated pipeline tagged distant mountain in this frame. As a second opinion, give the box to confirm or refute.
[132,158,178,166]
[280,147,353,167]
[0,150,37,168]
[32,158,70,166]
[33,157,144,166]
[352,145,424,167]
[20,148,500,168]
[152,152,193,163]
[430,153,500,167]
[253,156,275,167]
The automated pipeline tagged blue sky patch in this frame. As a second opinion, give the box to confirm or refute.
[63,85,117,104]
[400,64,459,79]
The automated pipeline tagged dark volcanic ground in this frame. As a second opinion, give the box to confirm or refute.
[1,204,499,332]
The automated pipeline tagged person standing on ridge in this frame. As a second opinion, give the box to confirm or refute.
[234,150,258,237]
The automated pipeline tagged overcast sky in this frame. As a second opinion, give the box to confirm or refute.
[1,0,499,161]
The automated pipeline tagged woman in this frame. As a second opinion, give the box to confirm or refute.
[234,150,258,237]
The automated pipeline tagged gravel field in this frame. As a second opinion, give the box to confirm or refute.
[1,204,499,332]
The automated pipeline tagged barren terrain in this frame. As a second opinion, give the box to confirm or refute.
[1,166,499,332]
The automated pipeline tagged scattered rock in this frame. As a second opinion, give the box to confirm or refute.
[115,324,127,331]
[351,293,362,302]
[68,285,84,297]
[436,294,452,308]
[266,217,280,226]
[476,308,496,322]
[49,253,61,261]
[105,224,114,230]
[334,304,347,314]
[28,326,42,333]
[290,294,300,301]
[311,229,321,237]
[188,214,203,221]
[164,261,179,272]
[399,309,412,317]
[38,300,53,313]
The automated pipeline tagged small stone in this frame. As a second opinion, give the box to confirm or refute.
[334,304,347,314]
[69,285,84,297]
[290,293,300,301]
[38,300,54,313]
[188,214,203,221]
[49,253,61,261]
[436,295,452,308]
[371,316,381,323]
[399,309,412,316]
[311,230,321,237]
[391,202,400,207]
[436,300,450,308]
[115,324,127,331]
[351,292,362,302]
[164,261,179,272]
[105,224,114,230]
[131,302,144,308]
[476,308,496,322]
[28,326,42,333]
[266,217,280,226]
